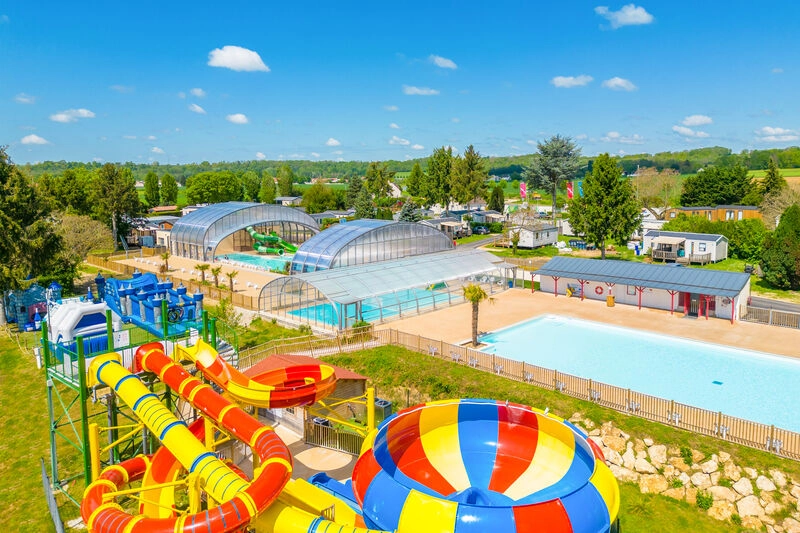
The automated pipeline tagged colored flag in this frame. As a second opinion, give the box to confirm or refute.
[519,181,526,199]
[577,180,584,197]
[567,181,574,199]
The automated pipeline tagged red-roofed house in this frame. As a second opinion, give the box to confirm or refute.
[245,354,368,434]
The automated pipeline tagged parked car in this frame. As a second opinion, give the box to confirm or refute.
[474,226,490,235]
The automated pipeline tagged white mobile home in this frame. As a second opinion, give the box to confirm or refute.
[643,230,727,264]
[508,224,558,249]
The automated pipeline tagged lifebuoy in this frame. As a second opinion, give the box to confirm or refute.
[595,286,604,296]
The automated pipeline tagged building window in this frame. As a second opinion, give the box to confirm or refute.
[670,212,676,218]
[726,210,734,221]
[738,210,743,220]
[626,285,636,296]
[698,242,706,252]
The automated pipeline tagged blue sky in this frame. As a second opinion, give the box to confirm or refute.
[2,1,799,164]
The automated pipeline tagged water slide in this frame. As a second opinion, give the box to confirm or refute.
[174,339,337,409]
[246,226,298,255]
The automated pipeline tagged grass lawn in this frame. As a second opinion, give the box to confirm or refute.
[323,345,800,532]
[690,258,800,303]
[237,316,311,349]
[136,186,187,207]
[749,168,800,178]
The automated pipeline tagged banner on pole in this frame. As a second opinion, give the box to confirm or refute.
[519,181,526,199]
[566,181,574,199]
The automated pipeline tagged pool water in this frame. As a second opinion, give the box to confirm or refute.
[289,288,456,327]
[219,252,292,272]
[479,315,800,431]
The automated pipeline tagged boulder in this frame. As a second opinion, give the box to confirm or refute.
[707,499,736,521]
[783,517,800,533]
[643,437,654,447]
[662,465,676,478]
[648,444,667,465]
[765,501,785,516]
[770,469,788,488]
[790,484,800,500]
[662,486,685,501]
[718,451,731,463]
[741,517,765,531]
[710,471,721,486]
[723,460,742,482]
[758,475,778,492]
[609,464,639,483]
[603,435,627,454]
[701,459,719,474]
[691,448,705,463]
[744,467,758,479]
[638,474,669,494]
[691,472,712,489]
[634,457,657,474]
[622,449,636,470]
[604,448,624,467]
[678,472,691,486]
[668,456,691,473]
[737,495,764,517]
[708,485,737,502]
[733,477,754,496]
[685,487,698,505]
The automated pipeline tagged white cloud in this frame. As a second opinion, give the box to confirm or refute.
[325,137,341,146]
[575,133,588,140]
[429,54,457,70]
[50,108,95,123]
[152,147,165,154]
[551,75,593,88]
[755,126,799,142]
[190,87,206,98]
[602,77,637,91]
[311,152,320,158]
[14,93,36,104]
[188,103,207,114]
[178,92,186,99]
[772,67,784,74]
[123,135,137,140]
[256,152,266,160]
[289,153,303,159]
[672,125,709,138]
[411,144,425,150]
[682,114,712,126]
[21,134,49,145]
[383,105,399,111]
[389,123,400,129]
[402,85,440,96]
[226,113,249,124]
[526,139,537,146]
[147,135,157,140]
[451,117,460,123]
[208,45,270,72]
[389,135,410,146]
[332,150,344,155]
[595,4,654,28]
[110,84,134,93]
[601,131,645,144]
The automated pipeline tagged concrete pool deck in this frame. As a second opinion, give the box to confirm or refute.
[380,289,800,358]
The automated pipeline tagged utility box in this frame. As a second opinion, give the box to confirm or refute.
[375,398,392,422]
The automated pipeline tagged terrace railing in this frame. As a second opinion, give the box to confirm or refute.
[741,306,800,329]
[245,326,800,461]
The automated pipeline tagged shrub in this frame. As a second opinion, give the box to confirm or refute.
[696,490,713,511]
[680,446,693,466]
[730,514,742,526]
[718,477,733,488]
[670,478,684,489]
[488,222,504,233]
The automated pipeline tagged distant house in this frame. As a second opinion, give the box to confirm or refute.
[148,205,179,215]
[472,210,505,224]
[308,209,354,224]
[147,216,179,230]
[275,196,303,207]
[643,230,727,264]
[181,204,207,216]
[507,223,558,249]
[420,217,469,239]
[664,205,762,222]
[246,354,367,435]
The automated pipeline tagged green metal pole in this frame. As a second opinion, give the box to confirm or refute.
[46,379,59,489]
[210,317,217,349]
[76,336,92,485]
[105,309,114,351]
[161,298,169,340]
[42,322,50,371]
[202,310,209,342]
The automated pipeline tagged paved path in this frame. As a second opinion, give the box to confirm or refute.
[749,296,800,314]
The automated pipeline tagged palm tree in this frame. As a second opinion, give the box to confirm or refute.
[196,263,210,284]
[463,283,488,347]
[226,270,239,292]
[211,266,223,288]
[160,251,171,272]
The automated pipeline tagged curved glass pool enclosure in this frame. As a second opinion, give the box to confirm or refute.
[260,249,517,329]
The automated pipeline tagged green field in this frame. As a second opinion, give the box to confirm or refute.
[748,167,800,178]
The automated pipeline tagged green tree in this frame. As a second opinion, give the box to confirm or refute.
[226,270,239,292]
[57,167,94,215]
[462,283,488,347]
[259,174,276,204]
[451,145,489,208]
[185,171,243,204]
[302,183,337,214]
[346,174,363,207]
[211,266,223,288]
[143,170,160,207]
[423,146,454,212]
[365,161,395,199]
[680,165,756,206]
[160,251,171,273]
[760,157,787,196]
[632,167,681,219]
[91,163,142,251]
[566,153,641,260]
[241,170,261,201]
[196,263,210,284]
[397,199,421,222]
[488,184,505,212]
[761,204,800,289]
[405,162,425,197]
[354,187,375,219]
[277,164,295,197]
[160,172,178,205]
[522,135,582,224]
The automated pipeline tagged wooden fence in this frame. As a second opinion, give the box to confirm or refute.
[742,306,800,329]
[243,327,800,461]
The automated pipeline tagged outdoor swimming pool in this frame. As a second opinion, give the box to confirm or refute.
[218,252,292,272]
[479,315,800,432]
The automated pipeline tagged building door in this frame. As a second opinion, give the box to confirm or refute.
[688,293,700,317]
